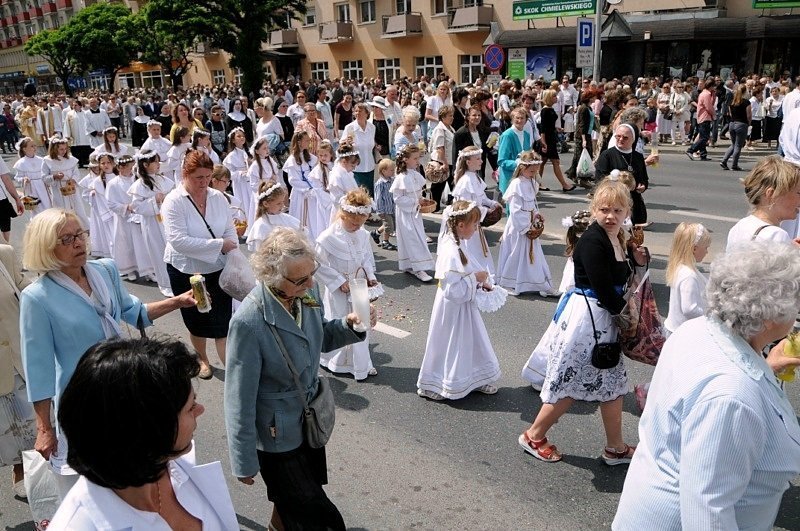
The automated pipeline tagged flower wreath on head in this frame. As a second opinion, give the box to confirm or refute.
[339,196,373,215]
[561,209,592,229]
[335,150,359,162]
[102,126,118,136]
[257,182,283,202]
[49,135,68,145]
[116,154,135,165]
[228,126,245,140]
[134,150,160,163]
[146,120,162,128]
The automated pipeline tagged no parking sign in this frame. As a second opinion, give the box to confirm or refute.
[484,44,505,72]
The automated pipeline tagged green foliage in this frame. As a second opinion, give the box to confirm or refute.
[24,28,81,95]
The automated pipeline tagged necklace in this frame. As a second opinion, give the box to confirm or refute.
[618,150,633,172]
[156,478,163,514]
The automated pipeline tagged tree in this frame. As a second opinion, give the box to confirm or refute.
[24,28,82,96]
[66,3,139,90]
[135,0,207,90]
[198,0,306,97]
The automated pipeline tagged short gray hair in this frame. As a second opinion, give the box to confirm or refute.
[619,107,646,126]
[250,227,316,286]
[706,242,800,340]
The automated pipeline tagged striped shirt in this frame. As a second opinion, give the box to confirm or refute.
[613,316,800,531]
[374,177,395,215]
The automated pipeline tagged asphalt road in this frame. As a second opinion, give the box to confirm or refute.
[2,144,799,530]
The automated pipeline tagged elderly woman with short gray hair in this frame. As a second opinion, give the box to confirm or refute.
[225,227,375,531]
[614,241,800,530]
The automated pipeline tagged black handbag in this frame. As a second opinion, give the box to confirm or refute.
[582,291,621,370]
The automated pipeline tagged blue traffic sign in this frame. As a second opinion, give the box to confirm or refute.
[578,19,593,47]
[484,44,505,72]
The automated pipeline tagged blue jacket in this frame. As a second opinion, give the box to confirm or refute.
[496,128,531,193]
[20,259,151,407]
[224,283,364,478]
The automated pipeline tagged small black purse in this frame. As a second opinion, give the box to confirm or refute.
[582,291,621,370]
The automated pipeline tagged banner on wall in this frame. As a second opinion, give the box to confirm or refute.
[526,46,558,82]
[508,48,527,80]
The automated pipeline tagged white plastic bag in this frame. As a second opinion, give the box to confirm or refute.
[22,450,61,531]
[576,148,595,180]
[219,249,256,302]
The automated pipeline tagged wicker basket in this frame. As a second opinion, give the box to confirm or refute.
[60,180,77,196]
[232,207,247,237]
[481,205,503,227]
[424,160,449,184]
[418,198,437,214]
[629,225,645,247]
[527,213,545,239]
[22,196,40,211]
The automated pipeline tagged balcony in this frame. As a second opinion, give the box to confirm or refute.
[446,4,493,33]
[28,6,42,17]
[318,20,352,44]
[8,37,20,46]
[4,15,16,25]
[267,28,298,49]
[19,10,29,21]
[381,12,422,39]
[42,1,55,13]
[55,0,71,9]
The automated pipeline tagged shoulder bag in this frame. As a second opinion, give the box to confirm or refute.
[582,291,621,369]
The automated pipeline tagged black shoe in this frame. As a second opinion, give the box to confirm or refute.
[699,156,709,161]
[720,161,729,170]
[685,150,695,161]
[370,230,380,244]
[382,241,397,251]
[731,166,744,171]
[562,184,577,193]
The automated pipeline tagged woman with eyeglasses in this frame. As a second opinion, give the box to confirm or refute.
[226,227,374,531]
[595,123,650,227]
[19,208,196,497]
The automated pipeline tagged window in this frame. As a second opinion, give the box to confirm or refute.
[89,74,110,91]
[336,3,350,22]
[310,61,329,81]
[211,69,226,85]
[463,0,483,6]
[359,0,375,23]
[460,54,483,84]
[377,58,401,83]
[396,0,411,14]
[341,60,363,81]
[432,0,453,15]
[234,67,243,85]
[415,56,443,79]
[141,70,164,89]
[118,73,136,89]
[304,7,316,26]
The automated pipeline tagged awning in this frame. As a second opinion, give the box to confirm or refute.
[601,10,633,40]
[263,50,306,60]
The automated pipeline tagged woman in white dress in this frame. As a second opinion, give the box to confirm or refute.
[78,158,113,258]
[128,150,175,296]
[417,200,501,400]
[726,155,800,250]
[14,137,50,216]
[247,137,282,228]
[246,181,299,252]
[391,144,434,282]
[496,151,558,296]
[164,127,191,182]
[664,222,711,333]
[449,146,501,274]
[655,84,673,144]
[316,188,379,380]
[305,140,335,241]
[41,137,88,227]
[518,180,647,464]
[104,154,153,281]
[283,132,321,224]
[327,142,359,210]
[90,127,128,159]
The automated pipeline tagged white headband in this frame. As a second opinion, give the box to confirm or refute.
[15,137,33,151]
[102,126,118,135]
[228,126,245,138]
[515,156,542,166]
[250,139,269,158]
[257,183,283,201]
[134,150,159,162]
[336,150,359,161]
[445,201,478,219]
[146,120,162,128]
[694,224,706,245]
[339,197,373,215]
[49,136,68,145]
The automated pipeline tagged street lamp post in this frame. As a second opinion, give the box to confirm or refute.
[593,0,602,81]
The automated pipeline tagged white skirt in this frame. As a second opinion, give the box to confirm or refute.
[535,291,627,404]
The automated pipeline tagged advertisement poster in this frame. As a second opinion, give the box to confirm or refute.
[526,46,558,82]
[508,48,527,80]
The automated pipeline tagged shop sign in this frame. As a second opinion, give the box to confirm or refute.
[513,0,596,20]
[753,0,800,8]
[508,48,527,80]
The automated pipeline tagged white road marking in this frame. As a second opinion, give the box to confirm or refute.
[373,322,411,338]
[668,210,740,223]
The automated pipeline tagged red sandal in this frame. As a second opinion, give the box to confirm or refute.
[518,432,562,462]
[601,444,636,466]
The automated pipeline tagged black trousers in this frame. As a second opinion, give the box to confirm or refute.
[72,145,92,167]
[430,167,454,210]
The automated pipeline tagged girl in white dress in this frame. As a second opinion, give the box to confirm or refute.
[41,137,88,227]
[246,137,282,224]
[417,200,501,400]
[284,131,322,225]
[391,144,434,282]
[316,187,380,381]
[449,147,501,274]
[245,180,299,252]
[222,127,250,204]
[90,126,128,159]
[210,165,247,235]
[128,150,175,296]
[496,151,559,296]
[521,209,592,390]
[164,127,190,182]
[78,157,113,258]
[14,137,50,216]
[104,154,153,280]
[139,120,171,162]
[664,222,711,333]
[327,142,359,214]
[191,129,220,165]
[306,140,335,240]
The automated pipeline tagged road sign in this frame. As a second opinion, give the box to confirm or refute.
[512,0,595,20]
[576,17,594,69]
[486,74,503,86]
[484,44,505,72]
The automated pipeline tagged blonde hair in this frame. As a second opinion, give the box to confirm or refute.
[446,200,481,266]
[591,180,632,247]
[666,222,712,286]
[604,171,635,191]
[542,89,557,107]
[743,155,800,209]
[454,147,482,182]
[337,187,372,221]
[376,158,395,177]
[255,179,287,218]
[23,208,84,272]
[510,150,542,181]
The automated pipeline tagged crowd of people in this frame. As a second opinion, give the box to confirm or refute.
[0,67,799,529]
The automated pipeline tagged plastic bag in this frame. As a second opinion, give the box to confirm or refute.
[219,249,256,302]
[576,148,595,180]
[23,450,61,531]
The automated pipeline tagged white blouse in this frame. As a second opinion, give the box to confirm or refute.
[664,264,708,333]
